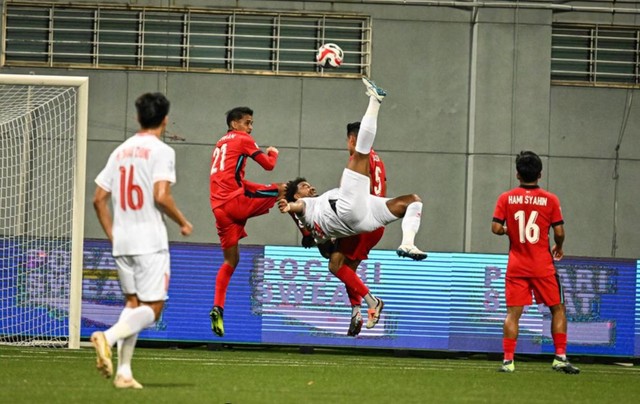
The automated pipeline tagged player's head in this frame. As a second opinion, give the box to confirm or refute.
[226,107,254,134]
[516,151,542,183]
[135,92,170,130]
[284,177,316,202]
[346,122,360,156]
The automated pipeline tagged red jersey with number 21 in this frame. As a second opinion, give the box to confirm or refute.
[209,130,278,210]
[493,185,564,278]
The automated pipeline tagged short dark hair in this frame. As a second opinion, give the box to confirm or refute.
[285,177,307,202]
[346,122,360,138]
[226,106,253,128]
[516,151,542,183]
[135,92,170,129]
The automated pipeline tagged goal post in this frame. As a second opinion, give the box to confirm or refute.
[0,74,88,349]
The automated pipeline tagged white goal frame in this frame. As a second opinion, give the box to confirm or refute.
[0,74,88,349]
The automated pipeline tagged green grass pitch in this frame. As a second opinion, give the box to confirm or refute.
[1,345,638,403]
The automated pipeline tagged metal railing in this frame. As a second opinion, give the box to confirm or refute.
[1,2,371,77]
[552,24,640,87]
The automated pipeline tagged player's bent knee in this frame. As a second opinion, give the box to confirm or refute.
[140,301,165,320]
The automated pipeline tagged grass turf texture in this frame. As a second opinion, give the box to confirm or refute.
[1,345,638,403]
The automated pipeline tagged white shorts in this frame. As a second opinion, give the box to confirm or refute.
[337,168,396,233]
[114,250,170,302]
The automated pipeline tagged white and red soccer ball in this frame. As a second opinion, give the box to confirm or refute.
[316,43,343,68]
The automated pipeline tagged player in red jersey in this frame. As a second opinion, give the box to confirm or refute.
[289,121,387,336]
[282,78,427,333]
[209,106,285,337]
[492,151,579,374]
[334,121,386,336]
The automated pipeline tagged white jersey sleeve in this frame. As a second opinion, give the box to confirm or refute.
[95,153,117,192]
[151,144,176,184]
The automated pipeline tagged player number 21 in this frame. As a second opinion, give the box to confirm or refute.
[514,210,540,244]
[119,165,143,211]
[210,144,228,174]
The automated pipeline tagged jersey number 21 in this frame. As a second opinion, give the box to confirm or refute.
[210,144,228,174]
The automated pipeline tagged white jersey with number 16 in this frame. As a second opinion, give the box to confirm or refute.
[95,133,176,256]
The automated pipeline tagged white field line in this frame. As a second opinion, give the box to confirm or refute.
[0,351,637,375]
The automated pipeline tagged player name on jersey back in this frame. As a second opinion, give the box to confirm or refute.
[218,133,237,142]
[508,195,548,206]
[115,146,151,161]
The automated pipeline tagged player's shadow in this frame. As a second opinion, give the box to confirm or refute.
[140,383,196,388]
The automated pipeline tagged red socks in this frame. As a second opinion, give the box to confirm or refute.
[346,287,363,307]
[553,333,567,356]
[503,338,517,361]
[335,265,369,298]
[502,334,566,360]
[214,263,235,308]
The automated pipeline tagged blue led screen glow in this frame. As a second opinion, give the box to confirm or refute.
[2,238,637,356]
[81,240,264,343]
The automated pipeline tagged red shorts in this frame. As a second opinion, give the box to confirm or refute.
[213,192,277,249]
[336,227,384,261]
[505,274,564,307]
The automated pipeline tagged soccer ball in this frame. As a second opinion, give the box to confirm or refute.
[316,43,343,68]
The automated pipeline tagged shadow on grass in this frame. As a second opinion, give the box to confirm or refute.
[139,383,196,388]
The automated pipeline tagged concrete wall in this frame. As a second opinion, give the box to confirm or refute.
[2,0,638,258]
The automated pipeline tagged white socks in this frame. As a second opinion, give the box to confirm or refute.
[355,97,381,154]
[115,307,132,360]
[117,334,138,379]
[110,306,143,379]
[104,305,155,346]
[364,293,378,309]
[401,202,423,246]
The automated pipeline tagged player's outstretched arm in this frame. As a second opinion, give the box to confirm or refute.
[278,199,304,214]
[154,181,193,236]
[93,185,114,243]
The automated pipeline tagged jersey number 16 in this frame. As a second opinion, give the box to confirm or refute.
[514,210,540,244]
[119,165,143,211]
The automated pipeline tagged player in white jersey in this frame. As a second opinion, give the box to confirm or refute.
[279,78,427,329]
[91,92,193,389]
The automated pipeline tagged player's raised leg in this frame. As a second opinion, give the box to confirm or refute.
[362,77,386,103]
[91,303,157,379]
[384,194,428,261]
[346,78,387,177]
[90,330,113,378]
[396,198,427,261]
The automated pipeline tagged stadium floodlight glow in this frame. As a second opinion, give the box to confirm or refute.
[0,74,88,349]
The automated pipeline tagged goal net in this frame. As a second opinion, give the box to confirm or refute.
[0,75,88,348]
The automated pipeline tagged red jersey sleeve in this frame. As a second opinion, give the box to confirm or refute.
[243,136,278,170]
[492,192,507,223]
[549,194,564,226]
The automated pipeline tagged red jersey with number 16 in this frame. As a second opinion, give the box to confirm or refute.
[209,130,278,210]
[492,185,564,278]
